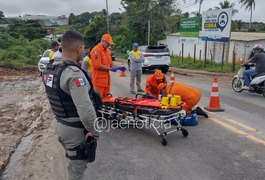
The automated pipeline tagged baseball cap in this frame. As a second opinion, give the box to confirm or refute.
[154,70,164,80]
[51,41,59,47]
[102,34,114,45]
[132,43,139,48]
[158,83,167,92]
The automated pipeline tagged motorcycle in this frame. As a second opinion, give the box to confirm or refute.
[232,59,265,97]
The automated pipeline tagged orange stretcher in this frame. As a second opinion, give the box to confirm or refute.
[98,94,189,146]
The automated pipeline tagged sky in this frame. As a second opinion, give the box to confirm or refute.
[0,0,264,22]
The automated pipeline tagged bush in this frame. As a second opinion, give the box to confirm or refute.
[248,28,256,32]
[0,36,50,69]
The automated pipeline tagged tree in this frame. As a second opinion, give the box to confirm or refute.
[0,11,4,18]
[0,11,5,23]
[121,0,176,45]
[78,12,91,26]
[239,0,255,29]
[7,19,47,40]
[68,13,77,25]
[234,20,243,31]
[84,13,108,47]
[214,0,238,16]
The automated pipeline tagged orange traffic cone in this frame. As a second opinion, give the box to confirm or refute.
[120,63,126,77]
[204,77,224,112]
[170,70,175,83]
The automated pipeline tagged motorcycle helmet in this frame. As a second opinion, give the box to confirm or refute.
[253,44,264,53]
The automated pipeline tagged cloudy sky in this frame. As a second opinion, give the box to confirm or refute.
[0,0,264,22]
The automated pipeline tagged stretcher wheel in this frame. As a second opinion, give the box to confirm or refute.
[181,128,188,137]
[161,138,168,146]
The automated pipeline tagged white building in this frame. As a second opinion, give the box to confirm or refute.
[21,14,68,26]
[158,32,265,63]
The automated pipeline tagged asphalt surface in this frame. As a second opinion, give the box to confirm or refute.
[84,68,265,180]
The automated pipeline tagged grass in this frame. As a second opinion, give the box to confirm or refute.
[170,56,240,73]
[116,53,240,73]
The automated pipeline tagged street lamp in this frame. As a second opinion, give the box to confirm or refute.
[106,0,110,33]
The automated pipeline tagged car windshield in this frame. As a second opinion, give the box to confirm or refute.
[145,46,168,53]
[43,50,51,57]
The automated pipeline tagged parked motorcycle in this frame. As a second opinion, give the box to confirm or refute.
[232,59,265,97]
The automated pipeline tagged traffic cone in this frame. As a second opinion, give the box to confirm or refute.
[204,76,224,112]
[120,63,126,77]
[170,70,175,83]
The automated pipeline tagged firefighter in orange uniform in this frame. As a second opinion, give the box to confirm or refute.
[90,34,126,97]
[145,70,167,98]
[157,82,208,117]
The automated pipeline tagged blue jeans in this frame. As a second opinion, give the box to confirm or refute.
[243,69,258,86]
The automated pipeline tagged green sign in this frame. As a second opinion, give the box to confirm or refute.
[180,17,200,38]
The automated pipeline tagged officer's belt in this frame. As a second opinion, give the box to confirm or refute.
[56,116,85,129]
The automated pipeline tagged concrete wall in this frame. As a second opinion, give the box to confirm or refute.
[158,35,265,63]
[228,40,265,63]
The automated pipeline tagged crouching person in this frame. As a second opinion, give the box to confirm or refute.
[42,30,101,180]
[158,82,208,118]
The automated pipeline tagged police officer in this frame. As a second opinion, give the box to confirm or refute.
[42,30,99,180]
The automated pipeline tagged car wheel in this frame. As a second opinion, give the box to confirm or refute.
[161,67,169,74]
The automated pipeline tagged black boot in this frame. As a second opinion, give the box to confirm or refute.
[195,106,208,118]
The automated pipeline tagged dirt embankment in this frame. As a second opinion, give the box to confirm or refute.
[0,67,67,180]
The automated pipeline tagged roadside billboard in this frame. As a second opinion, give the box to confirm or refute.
[180,17,200,44]
[201,8,232,42]
[180,17,200,38]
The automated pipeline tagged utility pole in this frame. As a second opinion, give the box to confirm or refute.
[148,20,150,45]
[106,0,110,33]
[198,0,203,15]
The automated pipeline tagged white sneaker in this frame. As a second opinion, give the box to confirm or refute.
[242,86,250,90]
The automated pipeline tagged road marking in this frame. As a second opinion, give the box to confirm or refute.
[221,115,259,132]
[209,118,265,146]
[204,110,260,133]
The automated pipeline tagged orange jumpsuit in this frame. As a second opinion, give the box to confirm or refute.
[90,44,113,97]
[145,74,166,98]
[166,82,201,113]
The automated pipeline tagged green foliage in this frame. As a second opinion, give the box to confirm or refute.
[0,32,15,49]
[214,0,238,16]
[84,13,108,47]
[0,34,50,69]
[0,11,4,18]
[6,19,47,40]
[0,10,5,23]
[248,27,256,32]
[121,0,176,45]
[69,10,107,26]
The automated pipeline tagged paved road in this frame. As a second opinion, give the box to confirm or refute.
[85,69,265,180]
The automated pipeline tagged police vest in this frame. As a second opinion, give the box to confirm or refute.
[42,60,102,121]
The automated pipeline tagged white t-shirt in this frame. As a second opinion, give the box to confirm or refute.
[52,50,62,59]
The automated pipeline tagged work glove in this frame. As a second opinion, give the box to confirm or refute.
[118,66,126,72]
[110,66,118,72]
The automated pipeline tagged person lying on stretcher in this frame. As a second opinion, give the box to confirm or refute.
[158,82,208,118]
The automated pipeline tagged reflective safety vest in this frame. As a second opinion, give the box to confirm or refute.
[42,60,102,119]
[130,50,142,60]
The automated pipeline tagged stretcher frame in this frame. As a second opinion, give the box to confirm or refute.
[98,94,189,146]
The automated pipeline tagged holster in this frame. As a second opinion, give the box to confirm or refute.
[66,137,97,163]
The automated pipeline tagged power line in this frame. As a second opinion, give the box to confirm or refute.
[177,0,241,12]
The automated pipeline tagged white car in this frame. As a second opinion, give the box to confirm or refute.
[138,45,171,73]
[38,49,51,72]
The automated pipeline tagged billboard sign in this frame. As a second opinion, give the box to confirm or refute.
[201,8,232,42]
[180,17,200,38]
